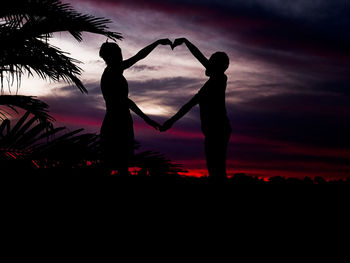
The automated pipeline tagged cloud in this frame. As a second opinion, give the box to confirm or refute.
[129,65,159,72]
[76,0,350,55]
[39,83,105,131]
[66,0,350,88]
[229,91,350,149]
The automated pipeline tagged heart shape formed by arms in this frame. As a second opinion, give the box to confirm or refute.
[170,38,187,50]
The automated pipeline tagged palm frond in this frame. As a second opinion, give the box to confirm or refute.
[133,150,186,177]
[0,111,185,177]
[0,112,49,160]
[0,0,122,41]
[0,35,87,93]
[0,119,10,137]
[0,95,54,123]
[0,0,122,92]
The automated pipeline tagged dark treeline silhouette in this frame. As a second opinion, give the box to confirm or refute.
[227,173,350,185]
[2,169,350,185]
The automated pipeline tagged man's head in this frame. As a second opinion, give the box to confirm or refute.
[206,52,229,76]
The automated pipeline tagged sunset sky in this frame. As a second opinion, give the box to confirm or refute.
[7,0,350,179]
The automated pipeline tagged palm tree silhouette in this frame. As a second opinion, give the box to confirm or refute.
[0,112,185,177]
[0,1,184,178]
[0,0,121,121]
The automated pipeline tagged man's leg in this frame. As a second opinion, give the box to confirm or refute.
[205,132,230,182]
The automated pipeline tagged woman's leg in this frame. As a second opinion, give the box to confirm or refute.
[115,132,134,176]
[118,163,129,176]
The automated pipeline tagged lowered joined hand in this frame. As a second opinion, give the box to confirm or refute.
[160,120,174,132]
[146,119,161,131]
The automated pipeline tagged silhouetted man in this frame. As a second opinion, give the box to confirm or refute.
[161,38,231,182]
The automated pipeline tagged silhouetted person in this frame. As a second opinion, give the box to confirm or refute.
[161,38,231,182]
[99,39,171,175]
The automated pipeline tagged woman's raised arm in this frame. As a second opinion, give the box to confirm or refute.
[122,39,172,70]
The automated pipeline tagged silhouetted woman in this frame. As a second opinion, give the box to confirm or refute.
[99,39,171,175]
[161,38,231,181]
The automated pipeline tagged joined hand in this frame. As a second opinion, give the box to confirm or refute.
[147,119,161,131]
[157,38,187,50]
[171,38,186,50]
[159,120,173,132]
[157,38,172,46]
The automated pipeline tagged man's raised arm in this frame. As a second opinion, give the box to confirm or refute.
[173,38,209,69]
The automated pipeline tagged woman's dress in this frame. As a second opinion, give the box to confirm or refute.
[100,66,134,169]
